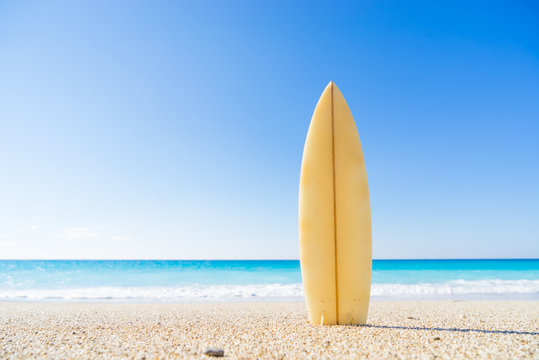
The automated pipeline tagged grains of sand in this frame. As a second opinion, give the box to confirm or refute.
[0,301,537,359]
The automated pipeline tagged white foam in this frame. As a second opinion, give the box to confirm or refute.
[0,279,537,301]
[0,283,304,301]
[370,279,539,298]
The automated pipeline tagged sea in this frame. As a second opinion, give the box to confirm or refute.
[0,259,537,302]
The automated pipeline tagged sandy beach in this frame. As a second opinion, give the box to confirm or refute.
[0,301,537,359]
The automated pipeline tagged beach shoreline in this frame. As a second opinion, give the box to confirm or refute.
[1,301,537,359]
[1,294,538,304]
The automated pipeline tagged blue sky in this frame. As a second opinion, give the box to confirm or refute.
[0,1,537,259]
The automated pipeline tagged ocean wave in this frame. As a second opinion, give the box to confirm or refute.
[0,279,537,301]
[371,279,539,297]
[0,283,304,301]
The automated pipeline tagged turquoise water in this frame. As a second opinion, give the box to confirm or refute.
[0,259,537,301]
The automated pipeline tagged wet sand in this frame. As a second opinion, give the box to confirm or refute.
[0,301,537,359]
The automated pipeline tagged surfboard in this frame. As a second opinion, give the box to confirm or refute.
[299,81,372,325]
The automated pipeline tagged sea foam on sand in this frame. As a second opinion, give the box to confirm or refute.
[0,279,537,301]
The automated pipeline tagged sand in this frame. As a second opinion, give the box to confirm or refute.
[0,301,537,359]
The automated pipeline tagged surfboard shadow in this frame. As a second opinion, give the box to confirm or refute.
[357,324,538,336]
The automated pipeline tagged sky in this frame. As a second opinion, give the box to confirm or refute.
[0,1,538,259]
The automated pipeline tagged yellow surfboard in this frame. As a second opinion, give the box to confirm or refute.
[299,81,372,325]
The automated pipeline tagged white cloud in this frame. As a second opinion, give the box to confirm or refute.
[30,225,39,231]
[63,227,101,240]
[110,235,133,241]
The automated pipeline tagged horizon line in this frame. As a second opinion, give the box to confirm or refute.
[0,258,538,261]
